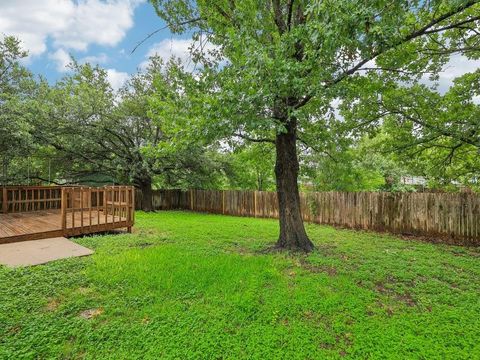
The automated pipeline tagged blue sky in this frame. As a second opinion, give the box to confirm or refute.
[0,0,197,89]
[29,2,165,79]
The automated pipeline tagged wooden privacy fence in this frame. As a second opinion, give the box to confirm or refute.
[136,189,480,245]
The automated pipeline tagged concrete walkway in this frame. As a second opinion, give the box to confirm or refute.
[0,237,93,267]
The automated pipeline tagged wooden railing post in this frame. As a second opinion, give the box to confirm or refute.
[88,187,92,232]
[2,187,7,214]
[111,187,115,227]
[131,186,135,225]
[103,187,107,225]
[126,186,132,233]
[80,187,84,231]
[61,188,66,233]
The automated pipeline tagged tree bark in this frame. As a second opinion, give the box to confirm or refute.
[138,178,153,212]
[274,117,314,252]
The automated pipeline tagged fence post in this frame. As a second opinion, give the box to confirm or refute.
[2,187,7,214]
[254,191,257,218]
[190,189,194,210]
[222,190,225,215]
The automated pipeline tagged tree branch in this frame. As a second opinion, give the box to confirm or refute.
[331,0,479,85]
[131,17,202,54]
[294,1,480,110]
[233,132,275,143]
[297,136,337,162]
[423,15,480,35]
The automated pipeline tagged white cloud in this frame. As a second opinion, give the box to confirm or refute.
[141,38,219,71]
[53,0,139,51]
[48,48,128,89]
[49,49,110,72]
[48,48,72,72]
[421,55,480,93]
[359,55,479,98]
[145,39,195,65]
[106,68,129,90]
[360,55,479,94]
[0,0,143,56]
[80,53,109,65]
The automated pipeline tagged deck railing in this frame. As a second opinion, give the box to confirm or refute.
[1,185,135,240]
[61,186,135,236]
[1,186,62,213]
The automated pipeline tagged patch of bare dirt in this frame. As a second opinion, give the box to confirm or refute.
[299,257,338,276]
[375,301,395,316]
[287,270,297,277]
[316,243,338,256]
[303,310,315,320]
[8,325,21,335]
[397,293,416,307]
[77,287,93,295]
[312,264,337,276]
[319,332,353,354]
[45,298,60,312]
[79,308,103,320]
[257,244,315,255]
[399,233,480,248]
[375,280,417,307]
[227,243,253,255]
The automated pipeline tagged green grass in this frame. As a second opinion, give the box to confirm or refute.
[1,211,479,359]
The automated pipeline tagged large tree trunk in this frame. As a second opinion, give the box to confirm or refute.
[274,118,314,252]
[138,178,153,212]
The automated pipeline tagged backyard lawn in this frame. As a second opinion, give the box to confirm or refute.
[1,211,479,359]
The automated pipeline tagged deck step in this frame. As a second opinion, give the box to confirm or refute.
[0,237,93,268]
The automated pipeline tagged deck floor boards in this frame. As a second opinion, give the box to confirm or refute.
[0,210,127,241]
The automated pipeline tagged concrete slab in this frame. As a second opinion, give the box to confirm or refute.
[0,237,93,268]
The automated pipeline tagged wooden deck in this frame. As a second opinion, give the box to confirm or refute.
[0,186,135,244]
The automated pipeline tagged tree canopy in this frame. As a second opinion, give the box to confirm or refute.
[0,36,37,180]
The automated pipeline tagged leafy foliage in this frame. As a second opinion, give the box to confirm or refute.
[341,70,480,190]
[150,0,479,142]
[28,58,223,196]
[223,143,276,191]
[0,36,37,181]
[2,2,480,197]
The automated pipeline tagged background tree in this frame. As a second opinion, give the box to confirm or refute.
[149,0,480,251]
[342,70,480,190]
[33,58,222,210]
[0,36,37,184]
[224,143,276,191]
